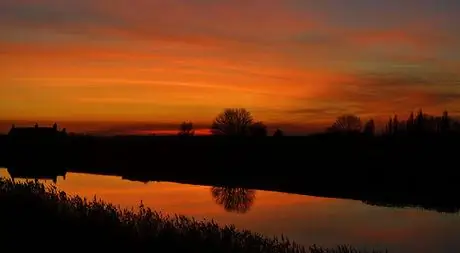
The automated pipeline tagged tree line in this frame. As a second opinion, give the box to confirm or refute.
[327,109,460,136]
[178,108,460,136]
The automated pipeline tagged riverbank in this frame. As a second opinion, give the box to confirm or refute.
[0,177,385,253]
[2,134,460,213]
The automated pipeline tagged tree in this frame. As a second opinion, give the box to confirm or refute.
[273,128,284,137]
[249,121,267,137]
[329,114,362,133]
[392,115,399,134]
[415,109,425,133]
[211,108,254,136]
[407,112,415,132]
[363,119,375,136]
[178,121,195,136]
[439,110,451,133]
[386,117,393,135]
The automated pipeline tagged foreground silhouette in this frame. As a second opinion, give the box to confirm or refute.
[211,187,256,213]
[0,178,386,253]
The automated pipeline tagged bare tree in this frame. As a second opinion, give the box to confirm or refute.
[178,121,194,136]
[211,108,254,136]
[329,114,362,133]
[249,121,268,137]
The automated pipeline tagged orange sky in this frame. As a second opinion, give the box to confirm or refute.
[1,0,460,134]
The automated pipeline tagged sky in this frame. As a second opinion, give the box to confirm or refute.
[1,0,460,134]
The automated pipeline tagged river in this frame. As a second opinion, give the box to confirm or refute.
[1,168,459,253]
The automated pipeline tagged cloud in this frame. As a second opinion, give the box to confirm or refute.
[0,0,108,26]
[4,0,456,53]
[1,0,458,66]
[291,71,460,121]
[0,0,315,48]
[286,106,354,118]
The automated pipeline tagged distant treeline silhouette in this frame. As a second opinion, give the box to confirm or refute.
[176,108,459,137]
[326,109,459,136]
[4,108,455,137]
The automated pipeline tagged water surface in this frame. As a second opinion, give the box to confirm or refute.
[1,169,459,253]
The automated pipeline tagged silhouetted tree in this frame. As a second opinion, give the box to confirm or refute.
[439,110,450,133]
[211,187,256,213]
[249,121,267,137]
[392,115,399,134]
[329,114,362,133]
[363,119,375,136]
[178,121,195,136]
[386,117,393,135]
[211,108,254,136]
[415,109,425,133]
[273,128,284,137]
[407,112,415,133]
[397,109,448,134]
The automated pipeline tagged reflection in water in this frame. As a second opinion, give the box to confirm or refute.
[362,200,460,214]
[6,166,66,184]
[2,165,460,215]
[211,187,256,213]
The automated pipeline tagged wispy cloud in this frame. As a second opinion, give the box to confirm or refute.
[289,71,460,122]
[9,77,293,97]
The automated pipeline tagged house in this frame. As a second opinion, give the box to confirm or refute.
[8,123,67,139]
[6,123,68,164]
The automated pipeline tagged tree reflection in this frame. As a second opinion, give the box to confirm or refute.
[211,187,256,213]
[362,200,460,214]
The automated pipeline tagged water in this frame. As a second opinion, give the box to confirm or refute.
[1,168,459,253]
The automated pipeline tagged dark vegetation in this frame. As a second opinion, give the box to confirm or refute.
[0,178,386,253]
[1,108,460,213]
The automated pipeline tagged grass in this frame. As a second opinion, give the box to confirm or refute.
[0,177,386,253]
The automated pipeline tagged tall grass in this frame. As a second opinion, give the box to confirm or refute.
[0,177,386,253]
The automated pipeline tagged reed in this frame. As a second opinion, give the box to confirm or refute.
[0,177,386,253]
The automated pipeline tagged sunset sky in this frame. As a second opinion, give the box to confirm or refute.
[1,0,460,134]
